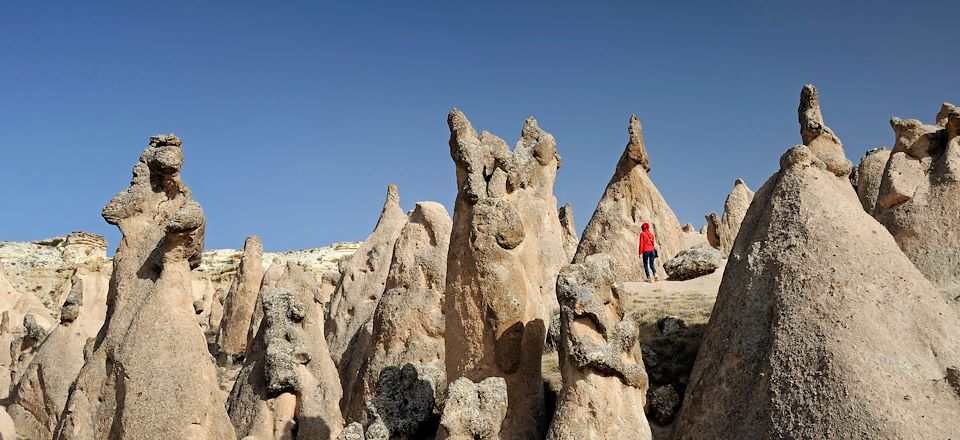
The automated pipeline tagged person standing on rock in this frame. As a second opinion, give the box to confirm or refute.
[640,222,659,282]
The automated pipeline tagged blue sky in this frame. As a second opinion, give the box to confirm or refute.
[2,1,957,252]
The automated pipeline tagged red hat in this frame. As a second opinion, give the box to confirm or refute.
[641,222,650,230]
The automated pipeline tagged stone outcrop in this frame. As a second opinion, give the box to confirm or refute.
[342,202,451,431]
[444,109,569,439]
[436,377,508,440]
[326,185,408,367]
[558,203,578,261]
[704,179,754,255]
[574,115,683,280]
[226,262,344,439]
[245,257,285,352]
[873,103,960,305]
[672,86,960,439]
[547,254,651,439]
[663,244,724,280]
[217,235,265,363]
[57,134,236,440]
[855,147,891,213]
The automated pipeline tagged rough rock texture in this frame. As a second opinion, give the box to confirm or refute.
[57,135,236,440]
[547,254,651,440]
[663,244,724,280]
[855,147,891,213]
[558,203,578,262]
[672,88,960,439]
[355,363,445,439]
[326,185,408,368]
[444,109,569,440]
[227,263,344,439]
[704,179,754,255]
[217,235,265,363]
[574,115,683,280]
[436,377,508,440]
[646,384,680,426]
[342,202,451,429]
[874,103,960,306]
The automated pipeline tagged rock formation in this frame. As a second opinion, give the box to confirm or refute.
[874,103,960,305]
[226,263,344,440]
[855,147,891,213]
[574,115,683,280]
[326,185,408,367]
[56,135,236,440]
[663,244,724,280]
[246,257,285,350]
[342,201,451,432]
[217,235,265,363]
[444,109,569,439]
[704,179,754,254]
[558,203,578,261]
[547,254,651,440]
[672,86,960,439]
[436,377,508,440]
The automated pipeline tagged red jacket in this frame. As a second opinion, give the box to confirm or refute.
[639,223,656,254]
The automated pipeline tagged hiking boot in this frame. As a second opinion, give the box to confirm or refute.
[645,277,652,283]
[654,275,660,282]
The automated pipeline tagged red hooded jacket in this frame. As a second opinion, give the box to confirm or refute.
[639,223,656,254]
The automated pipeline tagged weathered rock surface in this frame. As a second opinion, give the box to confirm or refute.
[558,203,578,262]
[547,254,651,440]
[217,235,265,363]
[326,185,408,368]
[227,263,344,439]
[646,384,680,426]
[574,115,683,280]
[855,147,891,213]
[704,179,754,255]
[672,87,960,439]
[436,377,508,440]
[663,244,724,281]
[874,103,960,306]
[57,134,236,440]
[444,109,569,439]
[342,201,451,431]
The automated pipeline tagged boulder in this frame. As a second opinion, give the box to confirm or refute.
[57,134,235,440]
[672,86,960,439]
[656,316,686,336]
[547,254,651,440]
[704,179,754,255]
[663,244,724,280]
[646,385,680,426]
[217,235,265,363]
[855,147,891,213]
[444,109,569,439]
[436,377,508,440]
[574,115,683,280]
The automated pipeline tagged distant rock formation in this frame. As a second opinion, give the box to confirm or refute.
[673,86,960,439]
[874,103,960,306]
[558,203,578,261]
[217,235,265,363]
[704,179,754,254]
[547,254,651,440]
[444,109,568,439]
[855,147,891,213]
[436,377,508,440]
[574,115,683,280]
[245,257,285,352]
[57,135,236,440]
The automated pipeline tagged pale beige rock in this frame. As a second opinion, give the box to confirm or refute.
[673,88,960,439]
[436,377,508,440]
[227,263,344,440]
[558,203,578,262]
[703,179,754,255]
[855,147,891,213]
[681,223,695,233]
[326,185,408,368]
[874,104,960,305]
[217,236,265,363]
[547,254,651,440]
[0,408,16,440]
[574,115,683,280]
[444,109,569,440]
[57,134,235,440]
[245,257,285,353]
[342,202,451,430]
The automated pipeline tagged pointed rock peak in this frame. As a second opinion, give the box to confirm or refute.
[734,178,747,187]
[243,235,262,251]
[60,277,84,324]
[559,203,575,225]
[626,115,650,172]
[796,85,850,177]
[798,84,825,140]
[521,116,540,138]
[383,184,401,213]
[447,108,477,139]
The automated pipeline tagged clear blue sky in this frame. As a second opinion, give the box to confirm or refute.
[2,1,957,252]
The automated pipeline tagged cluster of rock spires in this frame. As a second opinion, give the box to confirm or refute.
[1,84,959,440]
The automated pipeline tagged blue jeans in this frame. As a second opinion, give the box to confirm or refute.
[642,251,657,278]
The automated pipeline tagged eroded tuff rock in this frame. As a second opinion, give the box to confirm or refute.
[558,203,578,262]
[326,185,408,368]
[342,202,451,431]
[436,377,508,440]
[57,134,236,440]
[574,115,683,280]
[704,179,754,254]
[444,109,569,439]
[217,235,265,363]
[672,88,960,439]
[547,254,651,440]
[874,103,960,305]
[856,147,891,213]
[663,244,724,281]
